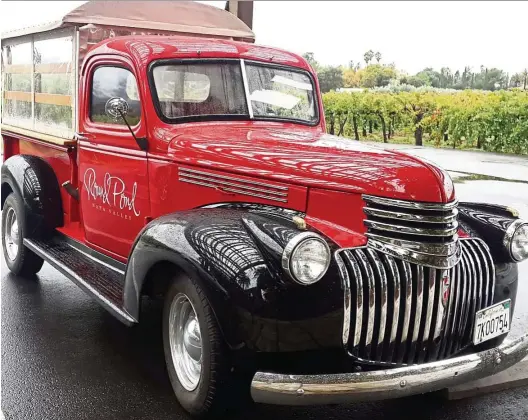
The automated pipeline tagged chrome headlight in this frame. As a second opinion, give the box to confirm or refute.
[505,220,528,262]
[282,232,331,285]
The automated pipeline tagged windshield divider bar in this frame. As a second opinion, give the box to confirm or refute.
[240,59,254,119]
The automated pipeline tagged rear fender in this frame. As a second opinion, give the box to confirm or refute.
[1,154,63,236]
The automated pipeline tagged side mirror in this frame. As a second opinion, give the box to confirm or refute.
[105,97,129,120]
[104,97,147,151]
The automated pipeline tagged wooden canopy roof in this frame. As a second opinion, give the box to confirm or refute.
[2,1,255,42]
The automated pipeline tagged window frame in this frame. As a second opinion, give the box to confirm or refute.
[147,58,320,126]
[89,64,142,127]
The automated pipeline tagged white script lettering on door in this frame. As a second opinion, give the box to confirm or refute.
[83,168,140,216]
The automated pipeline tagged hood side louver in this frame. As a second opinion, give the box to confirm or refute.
[178,167,289,203]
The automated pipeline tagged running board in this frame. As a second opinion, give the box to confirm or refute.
[24,235,137,325]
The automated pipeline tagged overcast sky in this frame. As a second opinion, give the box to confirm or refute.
[1,1,526,75]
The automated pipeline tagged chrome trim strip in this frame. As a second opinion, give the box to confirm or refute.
[367,238,461,269]
[179,167,289,190]
[364,207,459,223]
[367,249,388,360]
[179,172,288,197]
[335,251,352,349]
[251,333,528,406]
[240,59,254,119]
[432,269,448,354]
[421,268,436,352]
[355,249,376,355]
[409,265,424,363]
[179,178,288,203]
[344,251,363,349]
[463,243,478,335]
[465,241,482,312]
[363,195,459,211]
[365,233,459,254]
[473,240,490,307]
[440,265,457,358]
[400,261,413,355]
[364,219,458,237]
[382,254,400,359]
[447,261,462,356]
[457,252,469,350]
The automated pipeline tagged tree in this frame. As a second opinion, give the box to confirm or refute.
[523,69,528,90]
[317,66,344,93]
[364,50,375,65]
[302,52,319,71]
[375,51,382,63]
[360,64,397,88]
[343,68,362,88]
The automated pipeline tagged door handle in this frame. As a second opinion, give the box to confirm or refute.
[75,132,93,142]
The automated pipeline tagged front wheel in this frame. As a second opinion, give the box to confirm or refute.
[2,193,44,276]
[162,273,250,418]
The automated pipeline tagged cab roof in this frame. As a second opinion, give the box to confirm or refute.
[84,35,312,72]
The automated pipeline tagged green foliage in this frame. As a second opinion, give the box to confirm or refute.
[360,64,397,88]
[317,66,344,93]
[323,90,528,155]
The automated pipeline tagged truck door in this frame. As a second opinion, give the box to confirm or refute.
[78,57,150,259]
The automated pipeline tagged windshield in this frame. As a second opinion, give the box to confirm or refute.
[150,60,318,124]
[245,63,317,123]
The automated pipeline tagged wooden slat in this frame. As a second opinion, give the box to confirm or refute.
[35,93,72,106]
[4,91,72,106]
[3,62,72,74]
[1,123,76,146]
[3,90,31,101]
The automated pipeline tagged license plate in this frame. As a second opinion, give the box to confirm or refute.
[473,299,511,345]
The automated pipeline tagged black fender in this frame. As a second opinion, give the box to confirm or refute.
[123,204,343,353]
[458,202,521,262]
[1,155,63,236]
[458,202,520,315]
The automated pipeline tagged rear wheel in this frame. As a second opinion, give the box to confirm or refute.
[2,193,44,276]
[162,273,250,418]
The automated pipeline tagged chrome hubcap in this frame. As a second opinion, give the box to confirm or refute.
[4,208,19,261]
[169,293,202,391]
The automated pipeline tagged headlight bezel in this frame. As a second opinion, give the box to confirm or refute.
[281,232,331,285]
[504,219,528,262]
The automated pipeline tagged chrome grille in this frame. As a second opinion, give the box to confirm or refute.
[363,195,460,269]
[336,238,495,366]
[178,167,289,203]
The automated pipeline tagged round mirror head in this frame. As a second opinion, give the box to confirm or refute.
[105,97,129,120]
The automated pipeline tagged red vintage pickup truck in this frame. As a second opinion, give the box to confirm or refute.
[1,2,527,418]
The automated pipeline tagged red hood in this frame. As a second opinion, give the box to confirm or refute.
[162,123,454,203]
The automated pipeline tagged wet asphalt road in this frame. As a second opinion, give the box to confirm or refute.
[2,146,528,420]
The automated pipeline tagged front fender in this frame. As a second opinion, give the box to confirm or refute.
[124,206,344,352]
[1,154,63,236]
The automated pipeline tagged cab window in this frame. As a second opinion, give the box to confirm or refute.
[90,66,141,125]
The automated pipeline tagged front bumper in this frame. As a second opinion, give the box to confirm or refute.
[251,333,528,405]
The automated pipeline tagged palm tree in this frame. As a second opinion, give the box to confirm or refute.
[364,50,375,65]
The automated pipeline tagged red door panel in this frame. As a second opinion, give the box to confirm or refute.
[78,57,149,258]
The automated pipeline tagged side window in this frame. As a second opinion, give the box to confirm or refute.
[90,66,141,125]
